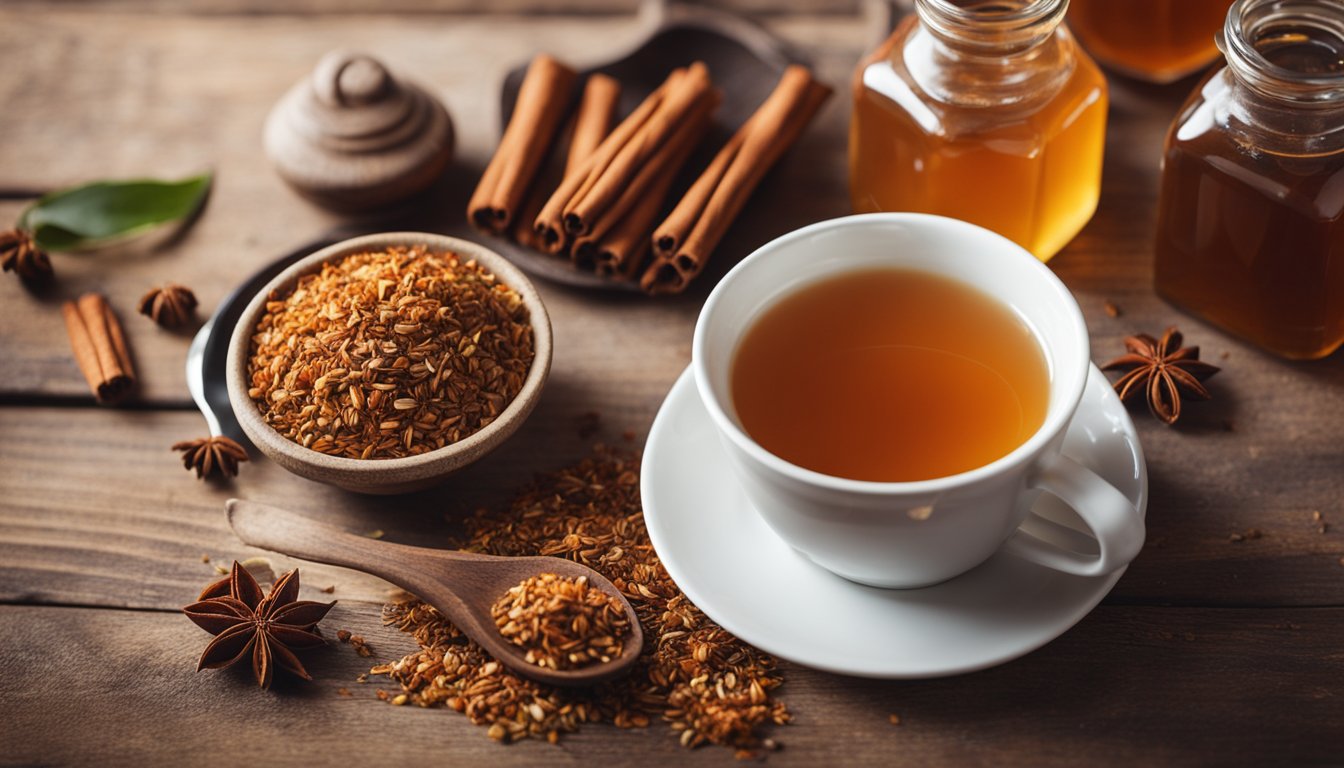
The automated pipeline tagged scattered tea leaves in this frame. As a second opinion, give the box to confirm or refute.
[374,447,788,752]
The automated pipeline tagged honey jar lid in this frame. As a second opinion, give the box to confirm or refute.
[264,50,454,212]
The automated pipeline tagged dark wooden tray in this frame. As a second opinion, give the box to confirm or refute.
[491,3,808,291]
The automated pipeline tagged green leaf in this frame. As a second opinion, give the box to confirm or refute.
[19,173,212,252]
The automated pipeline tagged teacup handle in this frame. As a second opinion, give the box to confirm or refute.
[1003,452,1145,577]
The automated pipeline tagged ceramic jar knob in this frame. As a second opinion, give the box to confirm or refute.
[264,50,454,213]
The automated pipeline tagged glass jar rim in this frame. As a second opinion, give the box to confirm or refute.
[917,0,1064,28]
[915,0,1067,51]
[1219,0,1344,104]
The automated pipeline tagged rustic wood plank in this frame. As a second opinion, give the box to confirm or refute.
[0,9,851,402]
[7,9,1339,430]
[1,3,1343,765]
[0,0,864,16]
[0,10,641,402]
[0,395,658,610]
[1,602,1340,766]
[3,403,1344,612]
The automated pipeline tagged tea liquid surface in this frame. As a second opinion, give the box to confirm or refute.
[731,269,1050,483]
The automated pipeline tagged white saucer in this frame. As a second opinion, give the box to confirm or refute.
[641,364,1147,679]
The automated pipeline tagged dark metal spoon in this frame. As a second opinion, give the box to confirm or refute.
[185,233,356,442]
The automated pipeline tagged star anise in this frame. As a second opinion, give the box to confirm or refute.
[173,435,249,479]
[184,561,336,689]
[0,228,52,284]
[1102,326,1220,425]
[138,282,198,328]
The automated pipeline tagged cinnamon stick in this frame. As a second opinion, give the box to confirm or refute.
[535,63,716,251]
[564,63,712,236]
[576,93,717,277]
[512,182,551,252]
[513,73,621,252]
[63,292,136,403]
[587,161,678,279]
[534,75,676,253]
[468,54,578,235]
[641,65,832,296]
[566,73,621,177]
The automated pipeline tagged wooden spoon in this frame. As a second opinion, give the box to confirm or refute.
[226,498,644,687]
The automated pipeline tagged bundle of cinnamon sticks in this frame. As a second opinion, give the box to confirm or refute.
[468,54,831,295]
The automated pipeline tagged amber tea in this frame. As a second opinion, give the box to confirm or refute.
[731,269,1049,482]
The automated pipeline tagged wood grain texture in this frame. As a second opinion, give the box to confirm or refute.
[0,0,865,16]
[0,398,654,611]
[2,405,1344,615]
[0,8,843,402]
[2,2,1344,765]
[1,603,1341,766]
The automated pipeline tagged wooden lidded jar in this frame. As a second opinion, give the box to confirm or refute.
[264,50,454,212]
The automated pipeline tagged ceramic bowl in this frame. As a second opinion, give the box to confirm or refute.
[226,232,552,494]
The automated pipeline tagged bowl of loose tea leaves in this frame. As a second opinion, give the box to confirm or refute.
[226,232,551,494]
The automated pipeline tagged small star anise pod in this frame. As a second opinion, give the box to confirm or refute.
[184,561,336,689]
[173,436,249,479]
[0,228,52,284]
[138,282,198,328]
[1102,326,1220,425]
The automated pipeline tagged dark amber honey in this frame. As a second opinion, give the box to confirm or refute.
[1069,0,1231,83]
[1154,29,1344,360]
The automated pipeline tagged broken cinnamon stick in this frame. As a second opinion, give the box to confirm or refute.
[535,63,716,251]
[641,65,832,295]
[468,54,578,235]
[62,292,136,403]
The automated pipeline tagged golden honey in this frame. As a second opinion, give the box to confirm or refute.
[850,0,1108,262]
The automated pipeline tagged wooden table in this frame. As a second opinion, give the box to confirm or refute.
[3,2,1342,765]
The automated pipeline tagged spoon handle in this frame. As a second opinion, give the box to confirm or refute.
[226,499,647,688]
[184,318,223,437]
[225,498,455,594]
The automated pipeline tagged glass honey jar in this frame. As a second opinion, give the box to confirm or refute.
[1069,0,1232,83]
[1153,0,1344,360]
[850,0,1108,262]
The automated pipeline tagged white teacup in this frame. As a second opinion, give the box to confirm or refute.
[692,213,1145,589]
